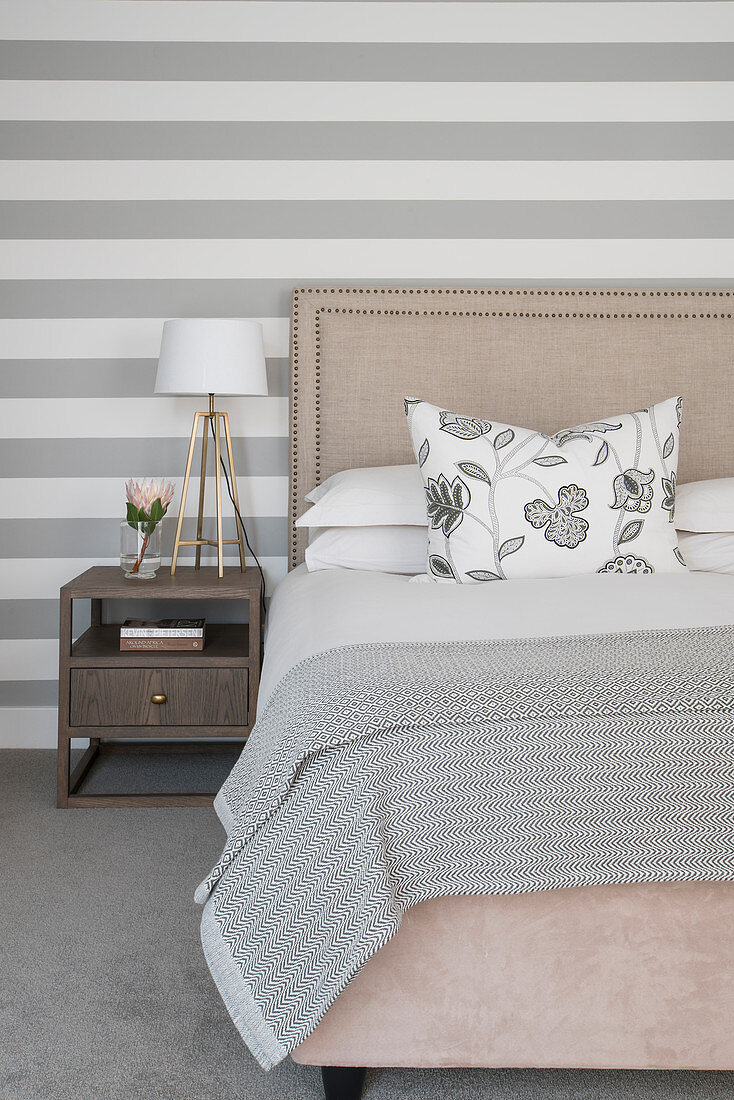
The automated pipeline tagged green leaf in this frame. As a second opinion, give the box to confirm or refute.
[126,502,139,530]
[149,498,164,523]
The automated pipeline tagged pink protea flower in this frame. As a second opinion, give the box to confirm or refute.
[126,478,175,516]
[124,478,175,574]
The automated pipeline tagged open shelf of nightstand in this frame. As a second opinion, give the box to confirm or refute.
[71,623,250,666]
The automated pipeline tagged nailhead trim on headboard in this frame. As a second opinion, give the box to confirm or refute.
[291,292,300,566]
[293,287,733,298]
[290,287,734,569]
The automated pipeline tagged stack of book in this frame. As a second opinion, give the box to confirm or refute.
[119,618,206,652]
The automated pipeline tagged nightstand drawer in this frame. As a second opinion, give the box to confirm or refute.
[70,668,248,727]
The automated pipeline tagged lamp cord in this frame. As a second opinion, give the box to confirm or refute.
[208,417,267,621]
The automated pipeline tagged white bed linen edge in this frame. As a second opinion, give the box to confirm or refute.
[259,566,734,711]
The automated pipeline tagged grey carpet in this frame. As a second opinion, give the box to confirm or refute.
[74,746,241,796]
[2,749,734,1100]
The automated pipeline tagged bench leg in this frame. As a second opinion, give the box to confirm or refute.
[321,1065,366,1100]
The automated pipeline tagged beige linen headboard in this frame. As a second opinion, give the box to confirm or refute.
[290,286,734,568]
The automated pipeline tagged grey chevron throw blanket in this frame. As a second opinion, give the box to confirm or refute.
[196,626,734,1069]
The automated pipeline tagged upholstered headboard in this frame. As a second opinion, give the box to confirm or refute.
[289,286,734,568]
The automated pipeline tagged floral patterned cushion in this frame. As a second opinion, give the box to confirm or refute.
[405,396,686,583]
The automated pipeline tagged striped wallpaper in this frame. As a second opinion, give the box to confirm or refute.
[2,0,734,747]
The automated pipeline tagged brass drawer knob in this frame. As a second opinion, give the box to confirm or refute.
[151,693,167,705]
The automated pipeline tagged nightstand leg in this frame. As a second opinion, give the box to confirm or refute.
[57,590,73,808]
[57,735,70,808]
[68,741,101,795]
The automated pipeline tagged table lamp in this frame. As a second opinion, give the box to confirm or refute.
[155,318,268,577]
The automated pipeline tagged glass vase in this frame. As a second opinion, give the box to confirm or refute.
[120,520,162,579]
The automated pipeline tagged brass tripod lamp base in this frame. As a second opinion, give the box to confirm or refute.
[170,394,246,578]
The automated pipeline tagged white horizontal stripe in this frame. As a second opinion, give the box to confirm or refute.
[4,2,733,44]
[0,557,287,599]
[0,477,288,520]
[0,708,60,750]
[0,640,58,681]
[3,81,732,123]
[5,160,734,202]
[0,558,114,600]
[0,397,287,438]
[4,237,734,280]
[0,318,290,359]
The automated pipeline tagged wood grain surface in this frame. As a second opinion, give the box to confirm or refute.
[70,667,249,727]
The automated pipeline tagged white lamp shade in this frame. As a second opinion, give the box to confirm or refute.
[155,318,268,396]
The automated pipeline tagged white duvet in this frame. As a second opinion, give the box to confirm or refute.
[259,565,734,710]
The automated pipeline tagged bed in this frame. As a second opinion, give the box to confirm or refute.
[197,287,734,1099]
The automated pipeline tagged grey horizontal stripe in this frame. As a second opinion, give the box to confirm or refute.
[0,280,298,319]
[3,42,732,82]
[0,437,288,478]
[5,200,734,240]
[0,358,289,398]
[5,277,734,323]
[0,518,287,559]
[0,680,57,707]
[2,121,733,161]
[0,599,59,639]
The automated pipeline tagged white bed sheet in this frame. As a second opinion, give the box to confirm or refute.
[259,566,734,711]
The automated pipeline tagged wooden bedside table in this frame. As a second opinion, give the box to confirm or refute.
[57,566,261,808]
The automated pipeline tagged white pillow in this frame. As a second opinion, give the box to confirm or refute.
[406,396,686,582]
[675,478,734,533]
[676,531,734,574]
[297,464,425,528]
[305,526,427,574]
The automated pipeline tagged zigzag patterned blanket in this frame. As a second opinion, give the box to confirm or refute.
[196,626,734,1069]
